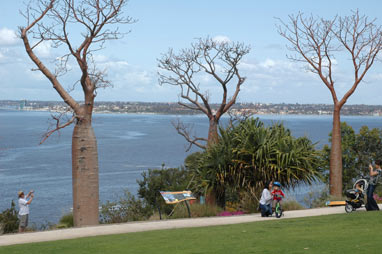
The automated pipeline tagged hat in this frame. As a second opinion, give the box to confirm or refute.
[18,191,24,197]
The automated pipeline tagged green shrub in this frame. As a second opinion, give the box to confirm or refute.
[282,200,305,211]
[303,186,346,208]
[0,200,19,234]
[100,190,153,224]
[58,213,74,228]
[137,166,192,215]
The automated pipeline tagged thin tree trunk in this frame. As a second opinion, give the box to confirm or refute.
[206,117,225,207]
[207,117,219,147]
[72,117,99,227]
[205,189,216,206]
[329,105,343,197]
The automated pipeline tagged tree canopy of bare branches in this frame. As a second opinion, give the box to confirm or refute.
[20,0,134,226]
[158,37,250,150]
[277,10,382,196]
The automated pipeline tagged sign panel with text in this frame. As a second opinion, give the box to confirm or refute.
[160,191,196,204]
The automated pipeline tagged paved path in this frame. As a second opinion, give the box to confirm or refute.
[0,205,359,247]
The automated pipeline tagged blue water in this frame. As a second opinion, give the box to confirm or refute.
[0,110,381,225]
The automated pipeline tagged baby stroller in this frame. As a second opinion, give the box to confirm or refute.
[344,178,368,213]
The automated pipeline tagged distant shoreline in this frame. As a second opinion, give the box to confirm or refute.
[1,100,382,116]
[2,107,382,118]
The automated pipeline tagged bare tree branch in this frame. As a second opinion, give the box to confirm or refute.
[277,10,382,108]
[159,37,250,149]
[227,109,254,129]
[20,0,135,120]
[40,112,75,144]
[172,119,207,152]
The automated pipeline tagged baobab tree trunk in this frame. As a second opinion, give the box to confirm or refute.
[329,105,343,197]
[72,116,99,227]
[206,117,222,206]
[207,118,219,147]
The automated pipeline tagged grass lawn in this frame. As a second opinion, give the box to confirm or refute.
[1,212,382,254]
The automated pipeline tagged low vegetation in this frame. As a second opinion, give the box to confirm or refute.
[100,190,152,224]
[0,201,19,234]
[281,200,305,211]
[57,213,74,229]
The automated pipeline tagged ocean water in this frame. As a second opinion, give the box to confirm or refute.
[0,110,381,225]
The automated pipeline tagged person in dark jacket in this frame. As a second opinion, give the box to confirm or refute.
[366,160,381,211]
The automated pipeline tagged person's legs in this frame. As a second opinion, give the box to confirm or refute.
[272,200,276,210]
[18,214,27,233]
[370,185,380,210]
[265,204,272,216]
[260,204,266,217]
[25,214,29,228]
[260,204,272,217]
[260,203,273,217]
[366,184,379,211]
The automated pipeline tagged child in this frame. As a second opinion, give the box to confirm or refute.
[354,182,364,199]
[271,181,285,211]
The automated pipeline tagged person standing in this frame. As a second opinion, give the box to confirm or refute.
[18,190,34,233]
[259,181,273,217]
[366,160,381,211]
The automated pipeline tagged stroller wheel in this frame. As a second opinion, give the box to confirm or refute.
[345,203,353,213]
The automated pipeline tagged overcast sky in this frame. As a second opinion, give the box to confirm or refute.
[0,0,382,104]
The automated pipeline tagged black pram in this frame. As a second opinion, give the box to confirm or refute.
[345,178,368,213]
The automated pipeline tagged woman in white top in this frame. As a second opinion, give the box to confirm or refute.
[259,181,273,217]
[18,190,34,232]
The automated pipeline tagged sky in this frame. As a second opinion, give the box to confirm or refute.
[0,0,382,104]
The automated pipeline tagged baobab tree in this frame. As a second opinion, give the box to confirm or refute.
[277,11,382,196]
[158,38,250,151]
[20,0,133,226]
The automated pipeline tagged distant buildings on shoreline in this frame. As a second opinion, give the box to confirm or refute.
[1,100,382,116]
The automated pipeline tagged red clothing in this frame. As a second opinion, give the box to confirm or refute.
[271,189,285,201]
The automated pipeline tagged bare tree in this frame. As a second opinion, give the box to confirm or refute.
[158,38,250,150]
[20,0,134,226]
[277,10,382,196]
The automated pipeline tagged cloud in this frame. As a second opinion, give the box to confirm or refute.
[34,41,52,58]
[236,57,382,104]
[93,54,113,63]
[123,70,153,86]
[260,59,277,68]
[0,28,18,46]
[264,43,283,50]
[212,35,231,44]
[368,73,382,82]
[0,48,25,65]
[26,68,46,81]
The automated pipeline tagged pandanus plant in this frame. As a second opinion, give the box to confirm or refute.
[190,118,323,207]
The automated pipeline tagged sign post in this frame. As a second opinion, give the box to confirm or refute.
[160,191,196,218]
